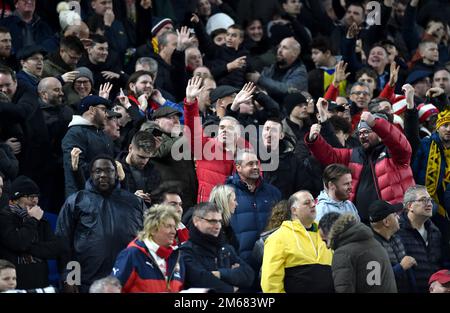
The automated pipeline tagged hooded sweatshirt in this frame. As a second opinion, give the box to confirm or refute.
[315,190,360,222]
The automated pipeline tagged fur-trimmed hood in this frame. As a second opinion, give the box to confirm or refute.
[328,214,373,250]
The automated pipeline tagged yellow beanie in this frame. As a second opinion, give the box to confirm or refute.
[436,110,450,129]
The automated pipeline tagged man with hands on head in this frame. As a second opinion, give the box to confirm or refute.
[306,108,415,223]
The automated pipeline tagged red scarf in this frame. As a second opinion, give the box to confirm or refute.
[156,245,174,275]
[175,223,189,245]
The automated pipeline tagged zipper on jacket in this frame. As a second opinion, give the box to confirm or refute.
[368,154,382,199]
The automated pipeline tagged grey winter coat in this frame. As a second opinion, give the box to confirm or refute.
[329,214,397,293]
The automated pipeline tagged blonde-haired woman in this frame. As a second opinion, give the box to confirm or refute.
[111,204,185,293]
[209,184,239,250]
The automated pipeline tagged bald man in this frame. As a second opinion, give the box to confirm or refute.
[248,37,308,104]
[38,77,73,211]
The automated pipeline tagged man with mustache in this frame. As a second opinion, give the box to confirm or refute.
[306,111,415,224]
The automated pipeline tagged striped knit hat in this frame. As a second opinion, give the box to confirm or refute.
[417,103,439,123]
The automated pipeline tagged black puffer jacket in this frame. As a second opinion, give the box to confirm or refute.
[0,205,67,289]
[55,179,145,292]
[329,214,398,293]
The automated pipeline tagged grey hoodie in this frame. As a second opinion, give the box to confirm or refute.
[315,190,360,223]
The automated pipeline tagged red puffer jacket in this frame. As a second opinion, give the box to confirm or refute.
[305,118,415,204]
[184,99,251,203]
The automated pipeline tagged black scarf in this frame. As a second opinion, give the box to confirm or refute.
[188,223,225,254]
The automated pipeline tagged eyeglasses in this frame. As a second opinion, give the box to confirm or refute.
[74,80,91,86]
[199,216,223,225]
[411,197,433,205]
[358,130,373,136]
[351,91,370,96]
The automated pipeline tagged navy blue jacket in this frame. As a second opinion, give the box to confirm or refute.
[226,173,281,268]
[56,179,145,292]
[61,116,115,197]
[180,225,254,292]
[0,14,53,53]
[397,212,443,293]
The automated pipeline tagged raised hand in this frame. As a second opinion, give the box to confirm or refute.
[28,205,44,220]
[333,61,350,86]
[104,9,115,27]
[402,84,415,109]
[177,26,194,51]
[190,13,199,24]
[138,94,148,112]
[151,89,166,105]
[309,123,321,141]
[426,86,445,98]
[231,82,255,111]
[115,161,125,181]
[71,147,82,171]
[388,61,400,87]
[316,97,329,123]
[346,22,360,39]
[186,76,204,103]
[117,88,131,109]
[227,56,247,72]
[61,71,79,83]
[360,111,375,127]
[140,0,152,9]
[99,82,113,99]
[101,71,120,80]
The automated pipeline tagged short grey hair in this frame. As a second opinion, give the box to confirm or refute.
[351,81,370,92]
[136,57,158,76]
[89,276,122,293]
[403,185,428,207]
[235,148,257,165]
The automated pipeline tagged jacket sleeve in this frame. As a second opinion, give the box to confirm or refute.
[411,139,427,184]
[320,120,345,148]
[305,133,352,166]
[261,234,285,293]
[403,108,420,160]
[62,129,89,197]
[183,98,208,159]
[0,144,19,179]
[28,221,68,260]
[332,250,356,293]
[55,195,78,269]
[111,248,136,292]
[371,118,412,165]
[324,83,339,101]
[218,246,255,288]
[0,212,40,252]
[258,64,308,97]
[253,92,280,119]
[180,245,234,293]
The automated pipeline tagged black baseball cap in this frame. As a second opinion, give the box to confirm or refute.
[369,200,404,223]
[209,85,239,104]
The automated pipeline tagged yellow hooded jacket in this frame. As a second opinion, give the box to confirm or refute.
[261,220,333,293]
